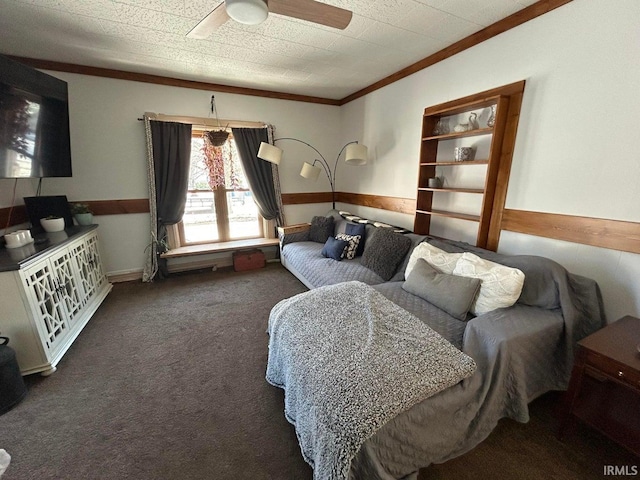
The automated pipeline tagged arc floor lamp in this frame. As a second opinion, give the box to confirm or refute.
[257,138,368,209]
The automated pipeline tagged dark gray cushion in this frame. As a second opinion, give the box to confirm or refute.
[321,236,348,261]
[309,216,334,243]
[402,258,481,321]
[361,228,412,281]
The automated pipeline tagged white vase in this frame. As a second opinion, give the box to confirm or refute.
[40,217,65,232]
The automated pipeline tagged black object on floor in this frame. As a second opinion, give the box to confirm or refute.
[0,337,27,415]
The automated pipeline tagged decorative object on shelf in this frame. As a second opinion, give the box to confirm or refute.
[469,112,479,130]
[4,230,33,249]
[70,203,93,226]
[207,95,230,146]
[454,147,475,162]
[453,112,479,132]
[486,105,496,128]
[257,138,368,209]
[433,118,450,136]
[40,216,65,233]
[427,177,442,188]
[24,195,73,234]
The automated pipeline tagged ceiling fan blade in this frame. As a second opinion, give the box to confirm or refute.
[187,3,229,39]
[268,0,353,30]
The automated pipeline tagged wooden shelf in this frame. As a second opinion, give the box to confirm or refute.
[424,95,501,117]
[423,127,493,141]
[414,83,526,247]
[416,209,480,222]
[418,187,484,194]
[420,160,489,166]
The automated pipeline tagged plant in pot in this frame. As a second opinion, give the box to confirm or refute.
[70,203,93,226]
[40,215,65,232]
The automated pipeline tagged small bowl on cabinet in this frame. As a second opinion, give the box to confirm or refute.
[40,217,65,233]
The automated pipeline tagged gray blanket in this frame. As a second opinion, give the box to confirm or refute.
[266,281,476,480]
[349,242,606,480]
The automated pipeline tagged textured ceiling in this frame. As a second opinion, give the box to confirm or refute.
[0,0,537,100]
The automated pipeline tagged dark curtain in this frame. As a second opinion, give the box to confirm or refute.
[232,127,282,224]
[150,120,192,277]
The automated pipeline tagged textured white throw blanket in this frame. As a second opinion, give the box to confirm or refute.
[266,281,476,480]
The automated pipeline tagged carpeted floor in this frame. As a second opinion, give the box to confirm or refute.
[0,264,636,479]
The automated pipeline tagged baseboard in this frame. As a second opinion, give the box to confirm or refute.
[167,257,234,274]
[106,255,281,280]
[107,270,143,283]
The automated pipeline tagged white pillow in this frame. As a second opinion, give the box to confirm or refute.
[452,252,525,315]
[405,242,463,278]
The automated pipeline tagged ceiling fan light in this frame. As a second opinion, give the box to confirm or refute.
[226,0,269,25]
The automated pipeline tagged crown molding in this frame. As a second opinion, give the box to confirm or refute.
[6,0,571,107]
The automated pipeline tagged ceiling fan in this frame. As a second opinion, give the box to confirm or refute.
[187,0,353,39]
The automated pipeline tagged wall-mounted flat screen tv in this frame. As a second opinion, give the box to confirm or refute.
[0,54,72,178]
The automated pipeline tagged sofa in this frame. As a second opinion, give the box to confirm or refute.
[274,209,606,478]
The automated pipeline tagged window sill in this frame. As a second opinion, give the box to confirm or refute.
[160,238,279,259]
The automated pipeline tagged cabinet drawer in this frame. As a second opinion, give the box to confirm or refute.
[585,351,640,391]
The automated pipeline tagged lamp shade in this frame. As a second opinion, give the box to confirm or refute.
[225,0,269,25]
[257,142,282,165]
[345,143,368,165]
[300,162,321,181]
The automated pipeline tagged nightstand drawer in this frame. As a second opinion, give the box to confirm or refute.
[585,351,640,391]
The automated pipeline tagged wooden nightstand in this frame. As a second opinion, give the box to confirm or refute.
[558,315,640,455]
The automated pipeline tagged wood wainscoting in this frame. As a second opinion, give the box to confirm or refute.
[500,209,640,255]
[281,193,640,255]
[4,195,639,255]
[0,199,149,227]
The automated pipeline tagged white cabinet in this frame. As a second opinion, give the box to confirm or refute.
[0,228,112,375]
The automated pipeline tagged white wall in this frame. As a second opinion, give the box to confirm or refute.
[0,74,341,276]
[2,0,638,321]
[339,0,640,322]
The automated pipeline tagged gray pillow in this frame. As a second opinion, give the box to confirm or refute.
[309,215,334,243]
[402,258,481,321]
[361,228,412,281]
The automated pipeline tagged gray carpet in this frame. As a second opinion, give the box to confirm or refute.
[0,264,636,479]
[1,264,311,480]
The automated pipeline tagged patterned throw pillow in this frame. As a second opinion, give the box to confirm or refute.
[335,233,361,260]
[452,252,525,315]
[345,223,366,256]
[405,241,463,278]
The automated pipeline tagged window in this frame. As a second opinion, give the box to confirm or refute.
[176,131,262,245]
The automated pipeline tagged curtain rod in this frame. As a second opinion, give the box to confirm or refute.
[137,112,266,129]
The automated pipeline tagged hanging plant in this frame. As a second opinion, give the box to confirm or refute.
[207,94,229,146]
[207,130,229,147]
[202,132,225,190]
